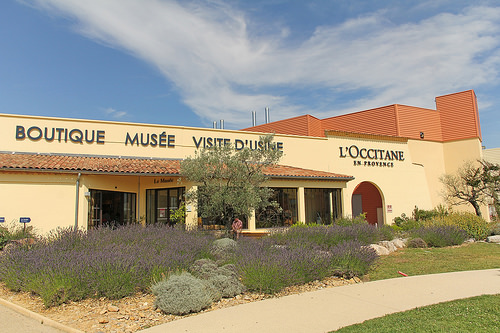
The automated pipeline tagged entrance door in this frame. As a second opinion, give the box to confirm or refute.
[351,182,383,225]
[352,194,363,218]
[88,190,136,228]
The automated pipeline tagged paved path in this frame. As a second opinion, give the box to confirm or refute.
[0,297,81,333]
[0,303,64,333]
[139,269,500,333]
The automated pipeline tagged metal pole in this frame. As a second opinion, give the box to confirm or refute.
[74,173,81,230]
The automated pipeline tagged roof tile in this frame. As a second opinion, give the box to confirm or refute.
[0,153,352,180]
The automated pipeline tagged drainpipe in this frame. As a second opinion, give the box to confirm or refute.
[75,173,81,230]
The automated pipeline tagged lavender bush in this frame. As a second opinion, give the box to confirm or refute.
[233,237,377,294]
[0,223,382,305]
[0,225,215,307]
[410,226,468,247]
[270,224,384,250]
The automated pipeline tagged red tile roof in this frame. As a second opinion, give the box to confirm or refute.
[0,153,353,181]
[262,164,352,180]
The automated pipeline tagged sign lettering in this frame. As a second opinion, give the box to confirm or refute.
[339,145,404,168]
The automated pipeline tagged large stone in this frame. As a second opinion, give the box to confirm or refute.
[378,241,397,253]
[391,238,406,249]
[487,235,500,243]
[368,244,390,256]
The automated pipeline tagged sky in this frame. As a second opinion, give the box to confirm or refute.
[1,0,500,147]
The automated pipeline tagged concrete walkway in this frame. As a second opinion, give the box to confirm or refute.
[0,300,66,333]
[139,269,500,333]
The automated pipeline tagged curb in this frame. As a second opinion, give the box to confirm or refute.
[0,297,84,333]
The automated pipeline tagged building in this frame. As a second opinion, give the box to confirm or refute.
[0,90,487,234]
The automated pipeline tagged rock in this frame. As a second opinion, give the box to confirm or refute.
[99,309,107,315]
[107,305,120,312]
[391,238,406,249]
[378,241,397,253]
[368,244,390,256]
[487,235,500,243]
[98,318,109,324]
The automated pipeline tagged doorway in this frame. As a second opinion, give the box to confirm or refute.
[351,182,383,225]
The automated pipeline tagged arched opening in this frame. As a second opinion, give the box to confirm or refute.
[351,182,383,225]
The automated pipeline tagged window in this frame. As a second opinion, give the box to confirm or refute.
[146,187,185,225]
[304,188,342,224]
[256,188,298,228]
[88,190,136,228]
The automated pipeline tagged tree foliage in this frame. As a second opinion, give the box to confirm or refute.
[440,160,500,216]
[180,135,282,227]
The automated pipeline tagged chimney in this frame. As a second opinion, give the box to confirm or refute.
[212,121,217,129]
[265,107,270,124]
[252,111,256,127]
[220,119,224,129]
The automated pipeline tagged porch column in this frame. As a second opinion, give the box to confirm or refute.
[248,209,256,231]
[185,185,198,230]
[298,186,306,224]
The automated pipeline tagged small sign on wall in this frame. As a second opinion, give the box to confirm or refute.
[387,205,393,213]
[0,217,4,223]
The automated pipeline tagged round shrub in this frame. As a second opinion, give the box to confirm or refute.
[407,237,427,248]
[189,259,244,298]
[152,272,216,315]
[438,213,489,240]
[190,258,218,279]
[210,238,237,260]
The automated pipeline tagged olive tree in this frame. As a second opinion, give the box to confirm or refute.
[180,135,282,228]
[440,160,500,217]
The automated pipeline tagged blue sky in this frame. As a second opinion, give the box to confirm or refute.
[1,0,500,147]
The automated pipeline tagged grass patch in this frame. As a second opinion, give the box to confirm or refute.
[365,242,500,281]
[333,294,500,332]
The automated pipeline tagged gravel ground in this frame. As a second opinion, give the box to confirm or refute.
[0,276,361,333]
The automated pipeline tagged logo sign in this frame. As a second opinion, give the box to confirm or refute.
[0,217,4,223]
[19,217,31,223]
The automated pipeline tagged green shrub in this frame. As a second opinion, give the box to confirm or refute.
[152,271,216,315]
[335,213,368,226]
[429,212,489,240]
[0,222,38,250]
[394,205,449,231]
[377,225,395,241]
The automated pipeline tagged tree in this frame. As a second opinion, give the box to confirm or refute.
[180,135,282,228]
[440,160,500,217]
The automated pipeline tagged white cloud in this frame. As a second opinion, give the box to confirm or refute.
[104,107,127,119]
[25,1,500,126]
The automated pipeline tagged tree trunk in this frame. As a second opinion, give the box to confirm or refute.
[471,201,482,217]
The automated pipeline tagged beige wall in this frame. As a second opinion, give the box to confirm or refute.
[0,113,490,233]
[0,172,77,234]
